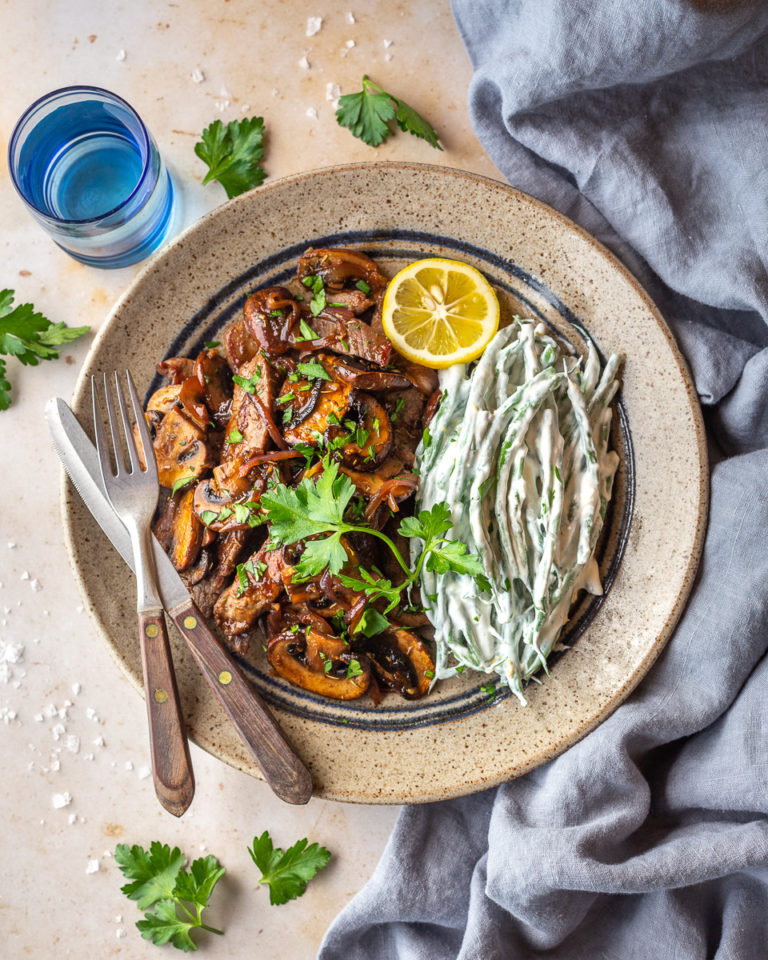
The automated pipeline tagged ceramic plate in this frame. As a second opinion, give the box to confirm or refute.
[63,162,708,804]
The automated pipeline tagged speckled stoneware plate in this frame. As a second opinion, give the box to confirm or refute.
[63,162,707,804]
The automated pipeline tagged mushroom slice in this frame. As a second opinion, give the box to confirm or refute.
[169,488,204,572]
[320,353,411,392]
[153,407,213,489]
[282,377,353,448]
[147,384,182,416]
[267,612,370,699]
[357,629,435,699]
[178,374,210,432]
[297,247,387,296]
[332,392,392,470]
[195,349,232,427]
[223,316,259,373]
[157,357,195,384]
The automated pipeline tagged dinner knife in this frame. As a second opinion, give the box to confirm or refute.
[45,397,313,805]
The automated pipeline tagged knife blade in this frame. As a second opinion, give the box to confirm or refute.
[45,397,313,805]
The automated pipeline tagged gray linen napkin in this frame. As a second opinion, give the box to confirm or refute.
[319,3,768,956]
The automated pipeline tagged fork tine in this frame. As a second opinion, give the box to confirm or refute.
[91,375,117,480]
[125,370,158,481]
[113,371,141,475]
[102,373,127,477]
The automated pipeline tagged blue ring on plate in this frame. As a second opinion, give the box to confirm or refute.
[150,229,635,731]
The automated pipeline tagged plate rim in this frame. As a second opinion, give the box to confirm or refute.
[61,160,709,803]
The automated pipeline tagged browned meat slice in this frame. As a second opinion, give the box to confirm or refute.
[209,528,253,593]
[308,313,392,366]
[194,349,232,427]
[223,350,279,458]
[386,387,427,467]
[213,542,283,637]
[321,353,411,392]
[223,316,259,373]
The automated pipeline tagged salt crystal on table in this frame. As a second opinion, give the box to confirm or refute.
[83,753,94,761]
[115,915,122,923]
[20,571,29,581]
[0,664,11,684]
[85,860,99,875]
[42,610,49,617]
[306,107,318,119]
[52,792,71,808]
[76,605,84,614]
[306,16,322,37]
[30,579,42,592]
[116,929,127,939]
[7,542,16,549]
[86,707,99,722]
[63,700,72,708]
[385,53,393,61]
[346,11,355,23]
[298,55,310,70]
[43,704,57,719]
[116,49,126,61]
[125,761,133,771]
[93,736,104,747]
[138,766,151,780]
[50,759,60,772]
[72,683,81,696]
[3,641,24,663]
[383,39,393,47]
[80,816,86,823]
[191,68,205,83]
[326,82,340,101]
[65,735,80,754]
[58,707,68,720]
[52,723,65,741]
[104,851,112,858]
[345,39,355,47]
[68,813,77,825]
[1,707,17,724]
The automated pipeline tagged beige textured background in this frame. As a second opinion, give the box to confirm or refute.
[0,1,501,957]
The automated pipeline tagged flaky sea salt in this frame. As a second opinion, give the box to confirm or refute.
[68,813,77,825]
[86,707,99,723]
[125,761,133,771]
[72,682,81,696]
[326,82,340,101]
[116,49,126,61]
[116,929,127,939]
[65,735,80,754]
[298,55,310,70]
[346,11,355,23]
[20,571,29,581]
[385,53,393,61]
[306,16,322,36]
[83,753,94,761]
[1,707,17,724]
[306,107,319,119]
[85,859,99,875]
[138,766,151,780]
[383,39,393,47]
[7,542,16,549]
[345,39,355,48]
[2,641,24,663]
[52,723,65,741]
[52,792,71,808]
[0,664,11,685]
[93,735,104,747]
[30,579,42,592]
[191,68,205,83]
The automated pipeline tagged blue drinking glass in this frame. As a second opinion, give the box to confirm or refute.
[8,86,175,268]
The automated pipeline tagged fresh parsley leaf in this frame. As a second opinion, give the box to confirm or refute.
[115,842,186,910]
[353,607,390,637]
[310,285,327,317]
[338,570,401,614]
[200,510,218,526]
[296,360,331,381]
[233,503,251,524]
[236,563,249,596]
[297,318,319,342]
[0,290,89,410]
[346,659,365,679]
[194,116,266,199]
[398,502,453,544]
[260,458,356,546]
[203,340,221,349]
[171,475,196,496]
[481,682,497,701]
[426,540,491,592]
[226,428,244,444]
[391,396,406,422]
[247,831,331,906]
[232,369,261,393]
[336,75,441,150]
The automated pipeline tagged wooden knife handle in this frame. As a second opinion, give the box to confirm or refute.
[169,600,313,805]
[138,611,195,817]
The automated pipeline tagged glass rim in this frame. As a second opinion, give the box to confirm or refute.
[8,84,154,226]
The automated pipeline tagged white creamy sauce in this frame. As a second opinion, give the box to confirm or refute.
[414,319,622,703]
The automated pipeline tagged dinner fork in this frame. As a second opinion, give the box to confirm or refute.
[92,372,194,817]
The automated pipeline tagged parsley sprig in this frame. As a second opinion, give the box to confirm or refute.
[0,290,89,410]
[115,841,225,952]
[336,75,441,150]
[248,831,331,906]
[259,459,489,618]
[194,117,266,199]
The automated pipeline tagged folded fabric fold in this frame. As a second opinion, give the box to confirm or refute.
[320,2,768,956]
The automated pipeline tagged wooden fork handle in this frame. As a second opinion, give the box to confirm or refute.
[169,600,313,805]
[138,611,195,817]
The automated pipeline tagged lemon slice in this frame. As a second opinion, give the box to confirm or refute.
[381,258,500,368]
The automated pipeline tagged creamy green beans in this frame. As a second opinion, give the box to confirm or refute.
[414,319,622,703]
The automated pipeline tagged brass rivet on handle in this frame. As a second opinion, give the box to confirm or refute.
[183,615,197,629]
[218,670,232,685]
[154,688,168,703]
[145,623,159,638]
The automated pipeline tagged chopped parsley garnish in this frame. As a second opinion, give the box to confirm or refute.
[226,428,244,444]
[355,279,371,294]
[232,369,261,393]
[200,510,218,526]
[297,360,332,381]
[203,340,221,349]
[391,396,406,422]
[171,475,196,495]
[296,318,319,342]
[346,659,365,678]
